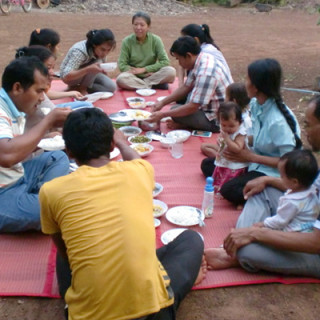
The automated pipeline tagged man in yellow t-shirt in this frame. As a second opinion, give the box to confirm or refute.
[39,108,204,320]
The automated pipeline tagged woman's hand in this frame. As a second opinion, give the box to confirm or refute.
[129,67,146,75]
[68,91,86,100]
[223,145,253,162]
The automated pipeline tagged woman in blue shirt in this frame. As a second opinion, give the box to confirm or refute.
[220,58,301,206]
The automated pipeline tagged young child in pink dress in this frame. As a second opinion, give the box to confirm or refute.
[212,102,248,194]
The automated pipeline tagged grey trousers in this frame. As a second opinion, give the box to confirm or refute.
[65,72,116,93]
[171,105,220,132]
[236,187,320,277]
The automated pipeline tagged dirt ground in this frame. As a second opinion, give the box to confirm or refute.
[1,5,320,320]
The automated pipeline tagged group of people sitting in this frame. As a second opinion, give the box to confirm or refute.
[1,10,320,320]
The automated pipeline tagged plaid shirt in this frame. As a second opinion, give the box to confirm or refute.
[185,52,232,121]
[60,40,105,78]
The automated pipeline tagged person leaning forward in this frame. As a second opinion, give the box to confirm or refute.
[0,57,71,233]
[39,108,206,320]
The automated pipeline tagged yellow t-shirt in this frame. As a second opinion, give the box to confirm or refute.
[40,159,173,320]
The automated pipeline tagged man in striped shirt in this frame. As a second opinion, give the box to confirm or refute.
[0,57,71,232]
[149,36,233,132]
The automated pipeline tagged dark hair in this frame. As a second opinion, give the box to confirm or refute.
[2,56,48,92]
[132,11,151,25]
[280,149,318,188]
[181,23,220,51]
[170,36,201,57]
[15,45,54,63]
[226,83,250,111]
[63,108,114,164]
[248,58,302,149]
[308,96,320,121]
[217,101,242,124]
[86,29,116,53]
[29,28,60,52]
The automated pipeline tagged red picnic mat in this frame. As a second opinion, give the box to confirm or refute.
[1,79,320,298]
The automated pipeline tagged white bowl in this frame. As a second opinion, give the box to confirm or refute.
[100,62,117,71]
[136,89,156,96]
[118,126,142,137]
[126,97,146,109]
[130,143,154,157]
[166,130,191,143]
[160,137,175,148]
[153,199,168,218]
[128,135,152,144]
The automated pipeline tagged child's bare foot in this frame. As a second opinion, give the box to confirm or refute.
[166,119,185,130]
[194,255,207,286]
[204,248,239,270]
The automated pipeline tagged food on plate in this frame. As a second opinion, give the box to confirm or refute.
[153,205,163,216]
[134,110,149,119]
[132,144,151,153]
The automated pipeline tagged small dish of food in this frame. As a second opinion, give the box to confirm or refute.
[128,135,152,144]
[153,182,163,197]
[100,62,117,71]
[126,97,146,109]
[118,126,142,137]
[154,218,161,228]
[130,143,154,157]
[136,89,156,96]
[153,199,168,218]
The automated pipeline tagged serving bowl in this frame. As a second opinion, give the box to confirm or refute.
[130,143,154,157]
[118,126,142,137]
[126,97,146,109]
[166,130,191,143]
[128,135,152,144]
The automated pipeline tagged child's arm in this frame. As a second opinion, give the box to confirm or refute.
[47,90,85,101]
[263,198,298,230]
[222,132,246,153]
[200,143,219,157]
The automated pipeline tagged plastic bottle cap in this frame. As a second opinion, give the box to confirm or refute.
[205,176,214,192]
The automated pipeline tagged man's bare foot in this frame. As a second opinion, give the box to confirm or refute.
[204,248,239,270]
[166,119,185,130]
[194,255,207,286]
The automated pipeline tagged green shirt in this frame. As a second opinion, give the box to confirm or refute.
[118,32,170,77]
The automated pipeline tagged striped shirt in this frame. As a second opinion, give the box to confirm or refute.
[60,40,105,79]
[185,52,233,121]
[0,88,25,188]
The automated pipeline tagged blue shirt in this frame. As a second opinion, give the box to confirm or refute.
[249,97,300,177]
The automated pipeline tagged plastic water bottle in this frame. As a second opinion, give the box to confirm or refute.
[201,177,214,218]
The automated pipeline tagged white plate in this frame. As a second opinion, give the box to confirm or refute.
[161,228,204,245]
[157,96,167,102]
[110,147,120,159]
[130,143,154,157]
[38,135,65,151]
[161,228,188,245]
[154,218,161,228]
[131,110,151,121]
[166,206,204,226]
[109,110,134,122]
[84,92,106,103]
[153,199,168,218]
[153,182,163,197]
[118,126,142,137]
[145,131,163,141]
[166,130,191,143]
[136,89,156,97]
[100,92,114,100]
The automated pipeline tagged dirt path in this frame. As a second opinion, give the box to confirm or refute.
[0,6,320,320]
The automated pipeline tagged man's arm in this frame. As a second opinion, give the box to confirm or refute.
[224,226,320,258]
[52,232,68,260]
[0,108,71,167]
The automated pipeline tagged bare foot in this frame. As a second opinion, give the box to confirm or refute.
[204,248,239,270]
[194,255,207,286]
[166,119,185,130]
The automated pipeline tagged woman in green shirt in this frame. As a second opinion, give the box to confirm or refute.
[116,11,176,90]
